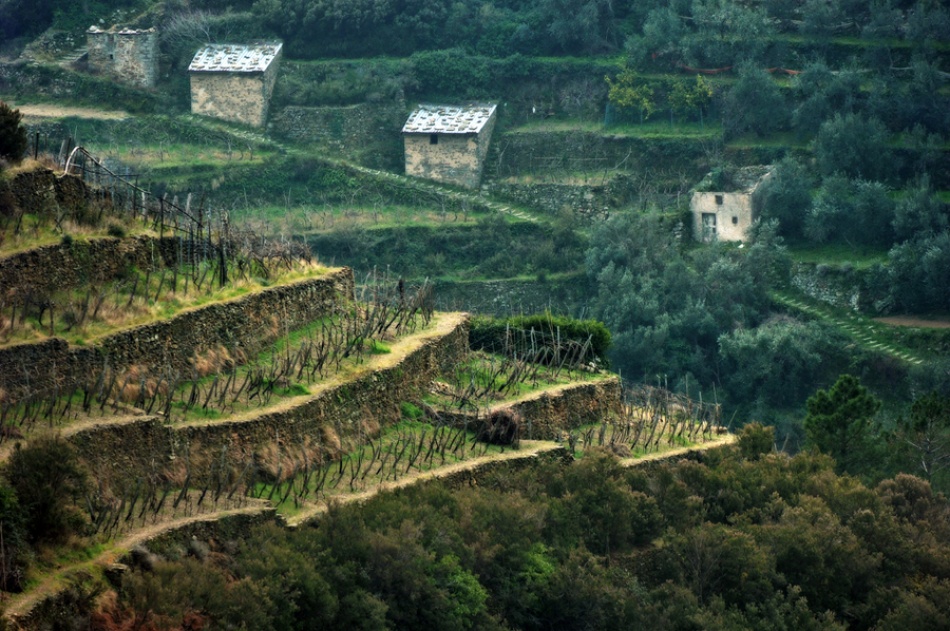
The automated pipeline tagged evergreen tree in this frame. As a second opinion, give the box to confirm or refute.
[804,374,881,473]
[0,101,27,165]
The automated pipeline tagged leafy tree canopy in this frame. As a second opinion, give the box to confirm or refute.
[804,374,881,473]
[0,101,27,165]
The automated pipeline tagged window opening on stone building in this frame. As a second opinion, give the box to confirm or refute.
[732,216,739,225]
[715,194,723,205]
[430,134,438,145]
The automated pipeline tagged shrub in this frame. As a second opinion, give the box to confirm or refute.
[470,313,612,364]
[5,435,90,545]
[0,101,27,165]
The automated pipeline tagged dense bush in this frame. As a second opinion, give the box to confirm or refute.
[584,213,784,387]
[93,436,950,630]
[5,435,90,545]
[469,312,612,362]
[0,101,27,164]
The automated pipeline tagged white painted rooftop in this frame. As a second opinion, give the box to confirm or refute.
[87,25,155,35]
[402,103,497,135]
[188,43,282,73]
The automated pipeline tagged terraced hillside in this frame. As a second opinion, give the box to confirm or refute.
[0,163,730,629]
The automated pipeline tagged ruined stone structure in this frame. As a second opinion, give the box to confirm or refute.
[189,43,283,128]
[691,166,772,243]
[86,26,158,88]
[403,103,497,189]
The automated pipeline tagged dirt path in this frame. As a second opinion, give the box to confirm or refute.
[286,440,566,527]
[3,503,272,624]
[11,103,129,120]
[173,310,467,429]
[619,432,736,467]
[874,316,950,329]
[3,431,736,625]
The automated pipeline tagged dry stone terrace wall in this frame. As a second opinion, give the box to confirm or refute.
[489,130,709,180]
[513,378,622,439]
[270,103,405,168]
[7,169,111,216]
[96,268,354,371]
[439,377,623,441]
[484,181,609,215]
[0,235,179,296]
[0,269,355,402]
[789,262,884,312]
[68,314,471,486]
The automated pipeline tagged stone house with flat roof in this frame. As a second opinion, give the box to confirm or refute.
[86,26,158,88]
[691,166,772,243]
[402,103,498,189]
[188,43,282,128]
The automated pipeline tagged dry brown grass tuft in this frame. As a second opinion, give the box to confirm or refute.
[110,365,162,404]
[162,459,189,487]
[193,345,234,377]
[255,442,290,482]
[320,424,342,456]
[360,415,380,438]
[8,156,59,175]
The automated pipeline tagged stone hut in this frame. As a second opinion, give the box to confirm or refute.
[86,26,158,88]
[691,166,772,243]
[188,42,283,128]
[402,103,498,189]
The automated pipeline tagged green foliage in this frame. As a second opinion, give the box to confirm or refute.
[0,101,27,165]
[736,422,775,460]
[814,112,893,182]
[0,0,137,38]
[805,176,896,247]
[791,62,863,136]
[5,435,90,545]
[756,157,814,241]
[0,484,27,592]
[804,374,881,473]
[400,401,424,420]
[721,63,788,139]
[668,75,713,125]
[893,391,950,482]
[884,231,950,312]
[892,175,948,241]
[101,442,950,629]
[605,68,655,123]
[252,0,631,57]
[469,313,612,362]
[585,212,780,388]
[719,316,847,411]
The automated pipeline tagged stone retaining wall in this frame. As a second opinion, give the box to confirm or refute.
[270,103,405,170]
[489,131,709,181]
[68,314,470,486]
[438,376,623,441]
[789,262,886,313]
[485,181,607,214]
[0,235,179,296]
[0,269,355,402]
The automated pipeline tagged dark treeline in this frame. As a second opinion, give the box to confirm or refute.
[85,426,950,630]
[222,0,949,59]
[4,0,947,59]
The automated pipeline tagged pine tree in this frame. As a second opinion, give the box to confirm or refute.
[0,101,28,164]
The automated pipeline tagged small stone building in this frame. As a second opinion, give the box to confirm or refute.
[691,166,772,243]
[402,103,498,189]
[86,26,158,88]
[188,43,283,128]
